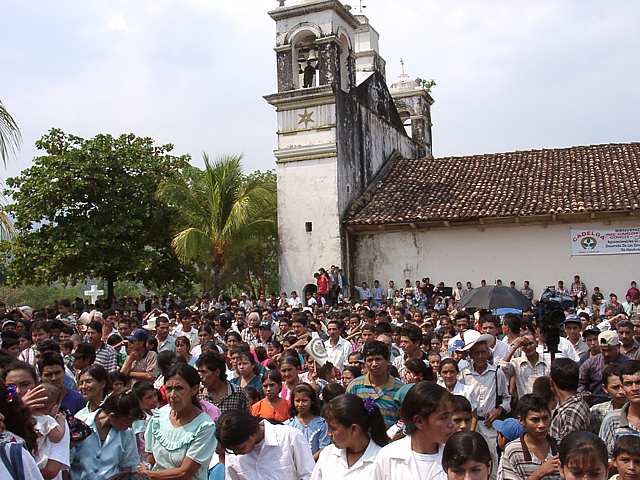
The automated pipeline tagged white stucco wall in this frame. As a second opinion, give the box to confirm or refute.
[277,156,342,294]
[352,220,640,300]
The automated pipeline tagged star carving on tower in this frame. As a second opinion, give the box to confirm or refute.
[298,108,315,128]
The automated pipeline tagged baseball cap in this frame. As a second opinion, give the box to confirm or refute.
[582,325,600,338]
[127,329,149,343]
[259,320,271,330]
[1,319,16,328]
[493,418,525,442]
[598,330,620,347]
[564,315,581,325]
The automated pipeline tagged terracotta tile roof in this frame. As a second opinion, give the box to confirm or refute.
[346,142,640,226]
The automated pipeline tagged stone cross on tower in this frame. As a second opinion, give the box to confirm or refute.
[84,284,104,304]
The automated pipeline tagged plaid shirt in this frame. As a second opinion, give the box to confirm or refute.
[599,402,640,456]
[346,373,404,427]
[570,281,587,298]
[497,435,560,480]
[549,393,591,443]
[590,400,621,435]
[199,382,249,414]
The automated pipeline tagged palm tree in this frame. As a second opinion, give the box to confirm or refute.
[0,100,20,239]
[0,100,21,167]
[157,153,276,292]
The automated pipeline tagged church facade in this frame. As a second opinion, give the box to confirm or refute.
[265,0,640,299]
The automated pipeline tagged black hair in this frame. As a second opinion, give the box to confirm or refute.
[165,362,202,408]
[196,351,228,382]
[132,380,157,402]
[619,359,640,379]
[106,333,123,347]
[481,315,500,328]
[516,394,550,419]
[87,321,103,334]
[175,335,191,350]
[558,431,608,469]
[79,364,111,397]
[31,320,50,333]
[443,431,492,472]
[147,336,158,352]
[452,395,472,414]
[224,331,242,343]
[100,391,143,420]
[400,381,453,435]
[404,358,435,381]
[157,350,179,378]
[2,361,38,384]
[1,335,18,350]
[613,435,640,459]
[503,313,522,335]
[289,383,321,417]
[261,369,282,386]
[279,354,301,369]
[108,371,129,389]
[324,393,389,447]
[321,382,345,403]
[550,358,579,392]
[37,339,60,354]
[37,350,64,373]
[198,323,214,335]
[215,410,262,448]
[531,376,553,400]
[602,364,622,387]
[362,340,389,362]
[440,357,460,373]
[254,346,267,363]
[342,365,362,379]
[399,323,422,344]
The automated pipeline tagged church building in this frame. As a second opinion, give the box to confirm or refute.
[265,0,640,299]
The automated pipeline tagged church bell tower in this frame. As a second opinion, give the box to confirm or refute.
[264,0,359,294]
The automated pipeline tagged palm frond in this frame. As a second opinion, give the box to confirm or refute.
[0,101,21,166]
[171,227,210,264]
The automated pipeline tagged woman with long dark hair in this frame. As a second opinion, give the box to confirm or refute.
[311,393,389,479]
[75,364,110,422]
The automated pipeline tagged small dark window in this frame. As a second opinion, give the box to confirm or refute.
[305,222,312,232]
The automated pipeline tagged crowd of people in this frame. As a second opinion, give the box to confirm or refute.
[0,272,638,480]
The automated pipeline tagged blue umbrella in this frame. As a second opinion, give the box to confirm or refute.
[494,307,522,316]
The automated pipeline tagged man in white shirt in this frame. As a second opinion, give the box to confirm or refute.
[288,291,302,308]
[461,334,511,479]
[218,411,315,480]
[324,320,353,371]
[479,315,509,364]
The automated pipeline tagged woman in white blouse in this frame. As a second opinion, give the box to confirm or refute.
[311,394,389,480]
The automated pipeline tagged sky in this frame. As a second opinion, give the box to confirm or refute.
[1,0,639,181]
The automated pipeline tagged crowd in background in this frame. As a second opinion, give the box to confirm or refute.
[0,271,638,479]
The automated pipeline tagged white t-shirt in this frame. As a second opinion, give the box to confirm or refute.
[0,443,44,480]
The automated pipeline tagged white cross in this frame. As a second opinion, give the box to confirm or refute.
[83,284,104,304]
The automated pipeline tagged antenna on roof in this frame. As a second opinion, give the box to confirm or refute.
[359,0,367,14]
[400,58,405,75]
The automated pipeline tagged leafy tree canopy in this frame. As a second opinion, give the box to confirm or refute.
[5,128,193,297]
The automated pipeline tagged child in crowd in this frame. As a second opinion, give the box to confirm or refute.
[442,431,492,480]
[373,381,455,480]
[32,382,66,470]
[558,432,608,480]
[497,394,559,480]
[175,335,197,366]
[340,365,361,388]
[285,383,330,461]
[108,371,130,395]
[451,395,476,433]
[230,348,263,395]
[279,354,302,401]
[611,435,640,480]
[251,370,290,422]
[131,380,158,456]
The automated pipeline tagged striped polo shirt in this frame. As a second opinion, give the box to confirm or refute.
[346,373,404,427]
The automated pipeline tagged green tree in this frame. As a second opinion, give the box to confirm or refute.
[157,154,277,294]
[5,128,192,298]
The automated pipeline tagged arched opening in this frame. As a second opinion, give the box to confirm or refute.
[398,110,413,137]
[337,32,352,92]
[292,31,319,89]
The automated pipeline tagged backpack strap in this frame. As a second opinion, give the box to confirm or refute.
[0,443,18,480]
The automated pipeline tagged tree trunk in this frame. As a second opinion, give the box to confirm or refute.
[107,276,115,307]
